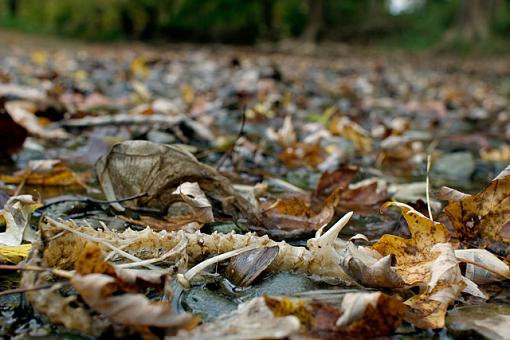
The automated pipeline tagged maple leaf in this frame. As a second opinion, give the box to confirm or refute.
[440,164,510,247]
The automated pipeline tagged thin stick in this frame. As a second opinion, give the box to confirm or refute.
[457,257,510,280]
[117,236,188,268]
[216,107,246,170]
[45,217,159,270]
[425,154,433,221]
[0,264,74,279]
[0,282,67,297]
[86,192,148,205]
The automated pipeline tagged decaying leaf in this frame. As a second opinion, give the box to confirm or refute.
[440,165,510,247]
[373,202,450,271]
[455,249,510,284]
[265,292,404,339]
[259,191,339,238]
[38,213,356,284]
[278,142,328,169]
[122,182,213,232]
[71,273,196,330]
[174,296,301,339]
[0,159,89,187]
[330,116,372,153]
[0,243,32,264]
[0,195,41,246]
[339,242,404,288]
[5,101,68,139]
[95,140,262,225]
[404,243,465,329]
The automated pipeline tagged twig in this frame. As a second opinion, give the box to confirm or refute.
[425,154,433,221]
[117,236,188,268]
[216,107,246,170]
[86,192,148,205]
[0,264,74,279]
[0,282,68,297]
[457,256,510,280]
[45,217,160,270]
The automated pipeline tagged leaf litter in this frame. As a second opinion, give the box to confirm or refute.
[1,39,510,338]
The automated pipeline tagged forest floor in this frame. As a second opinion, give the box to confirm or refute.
[1,30,510,338]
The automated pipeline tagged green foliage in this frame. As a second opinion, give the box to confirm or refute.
[0,0,510,51]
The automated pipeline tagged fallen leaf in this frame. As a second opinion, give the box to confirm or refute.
[404,243,465,329]
[278,142,327,169]
[0,159,90,187]
[95,140,262,226]
[5,101,68,139]
[440,165,510,246]
[71,273,196,330]
[455,249,510,284]
[373,202,450,274]
[330,116,372,153]
[0,195,41,246]
[175,296,300,339]
[260,192,338,238]
[0,244,32,264]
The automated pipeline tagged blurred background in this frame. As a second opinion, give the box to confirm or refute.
[1,0,510,52]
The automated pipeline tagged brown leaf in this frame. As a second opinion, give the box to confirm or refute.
[95,140,262,226]
[373,202,450,271]
[441,165,510,247]
[71,273,196,329]
[4,101,68,139]
[0,159,89,187]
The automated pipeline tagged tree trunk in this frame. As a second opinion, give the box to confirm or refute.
[302,0,324,42]
[444,0,504,43]
[7,0,17,17]
[261,0,276,41]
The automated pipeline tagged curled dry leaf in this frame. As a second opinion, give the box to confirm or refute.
[455,249,510,284]
[122,182,213,232]
[440,165,510,247]
[266,115,297,148]
[5,101,68,139]
[226,246,279,287]
[339,243,404,288]
[259,191,339,238]
[0,195,41,246]
[71,273,196,330]
[95,140,262,225]
[0,159,89,187]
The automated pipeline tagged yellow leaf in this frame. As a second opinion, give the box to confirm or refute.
[373,202,449,266]
[0,159,89,187]
[0,244,32,264]
[330,116,372,153]
[441,164,510,245]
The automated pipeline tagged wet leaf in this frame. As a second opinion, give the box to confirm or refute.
[4,101,68,139]
[0,244,32,264]
[330,116,372,153]
[96,140,262,225]
[71,273,197,330]
[372,202,450,271]
[0,195,41,246]
[440,165,510,246]
[0,160,89,187]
